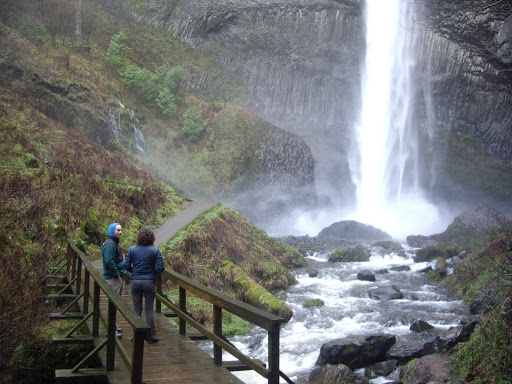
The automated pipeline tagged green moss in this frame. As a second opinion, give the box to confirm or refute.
[415,242,461,262]
[329,246,371,262]
[304,299,324,307]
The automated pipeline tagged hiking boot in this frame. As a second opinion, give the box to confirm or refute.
[116,327,122,333]
[147,337,160,344]
[116,332,123,339]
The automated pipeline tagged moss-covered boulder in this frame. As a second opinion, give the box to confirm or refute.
[304,299,324,308]
[329,245,371,262]
[414,242,461,262]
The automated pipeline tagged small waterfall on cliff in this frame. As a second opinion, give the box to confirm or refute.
[107,100,146,156]
[348,0,442,240]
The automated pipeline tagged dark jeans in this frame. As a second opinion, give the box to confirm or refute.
[130,279,157,338]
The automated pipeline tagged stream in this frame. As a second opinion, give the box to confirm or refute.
[219,245,469,384]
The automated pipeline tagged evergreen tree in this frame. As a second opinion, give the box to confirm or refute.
[182,106,205,143]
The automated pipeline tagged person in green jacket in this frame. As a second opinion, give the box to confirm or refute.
[102,222,127,338]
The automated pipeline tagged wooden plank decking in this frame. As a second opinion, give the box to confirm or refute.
[96,292,246,384]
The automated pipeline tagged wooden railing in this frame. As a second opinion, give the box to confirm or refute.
[155,270,295,384]
[50,238,295,384]
[49,238,150,383]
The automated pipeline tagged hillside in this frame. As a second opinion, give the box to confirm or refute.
[0,1,308,382]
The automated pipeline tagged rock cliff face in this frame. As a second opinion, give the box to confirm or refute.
[129,0,512,210]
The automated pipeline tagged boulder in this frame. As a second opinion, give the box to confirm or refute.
[435,257,447,277]
[414,242,461,262]
[329,246,371,262]
[318,221,392,243]
[308,269,320,278]
[422,321,477,355]
[316,335,396,369]
[469,294,493,314]
[304,299,325,308]
[368,285,404,301]
[389,265,411,272]
[364,359,398,379]
[372,241,403,251]
[357,270,376,282]
[406,235,437,248]
[309,364,369,384]
[400,354,451,384]
[410,320,434,333]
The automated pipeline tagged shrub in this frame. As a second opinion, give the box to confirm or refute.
[182,106,205,143]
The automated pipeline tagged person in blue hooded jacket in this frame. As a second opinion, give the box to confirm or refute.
[124,227,165,344]
[102,222,127,337]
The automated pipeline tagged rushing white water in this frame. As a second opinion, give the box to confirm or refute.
[348,0,445,240]
[210,247,468,384]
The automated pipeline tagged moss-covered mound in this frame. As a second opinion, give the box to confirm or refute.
[329,246,371,262]
[161,205,307,319]
[414,242,461,262]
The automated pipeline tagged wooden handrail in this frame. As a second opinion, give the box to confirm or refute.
[156,268,291,384]
[162,269,286,330]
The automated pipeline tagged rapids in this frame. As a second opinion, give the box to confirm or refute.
[220,246,469,384]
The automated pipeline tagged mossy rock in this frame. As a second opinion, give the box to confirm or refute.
[304,299,324,308]
[329,246,371,262]
[219,261,293,321]
[414,242,461,262]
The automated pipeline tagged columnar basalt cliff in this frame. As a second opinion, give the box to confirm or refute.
[129,0,512,211]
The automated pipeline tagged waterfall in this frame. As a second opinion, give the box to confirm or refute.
[349,0,442,240]
[107,99,146,156]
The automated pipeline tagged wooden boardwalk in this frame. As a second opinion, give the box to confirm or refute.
[54,237,288,384]
[93,287,245,383]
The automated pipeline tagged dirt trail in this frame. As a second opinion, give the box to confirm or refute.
[153,199,218,247]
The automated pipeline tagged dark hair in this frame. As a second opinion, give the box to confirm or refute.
[137,227,155,246]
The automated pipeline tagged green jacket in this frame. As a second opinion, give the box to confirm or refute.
[102,237,127,280]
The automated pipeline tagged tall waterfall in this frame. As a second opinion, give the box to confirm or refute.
[349,0,442,240]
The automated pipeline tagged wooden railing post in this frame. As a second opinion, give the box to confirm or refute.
[268,322,280,384]
[156,275,162,314]
[83,270,90,315]
[66,243,73,278]
[131,328,146,384]
[76,257,82,296]
[106,299,117,371]
[71,246,77,283]
[179,286,186,335]
[213,305,222,365]
[92,281,100,337]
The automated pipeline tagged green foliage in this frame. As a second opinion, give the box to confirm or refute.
[156,88,177,116]
[450,303,512,382]
[106,34,186,116]
[106,31,131,69]
[182,106,205,142]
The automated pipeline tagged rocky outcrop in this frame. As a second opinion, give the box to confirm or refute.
[368,285,404,301]
[0,64,114,145]
[316,335,397,369]
[227,118,317,227]
[409,205,512,252]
